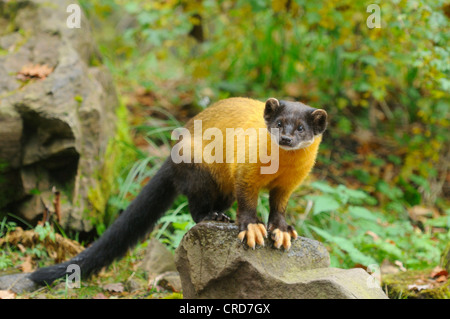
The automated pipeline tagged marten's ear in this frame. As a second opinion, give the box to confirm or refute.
[264,98,282,121]
[311,109,327,135]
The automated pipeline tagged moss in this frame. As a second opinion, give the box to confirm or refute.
[383,270,450,299]
[162,292,183,299]
[86,101,136,231]
[0,1,19,35]
[89,54,103,67]
[441,243,450,273]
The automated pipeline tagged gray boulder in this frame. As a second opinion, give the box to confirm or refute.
[0,0,119,231]
[0,273,38,294]
[140,238,182,292]
[175,221,388,299]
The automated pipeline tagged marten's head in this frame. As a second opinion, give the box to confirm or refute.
[264,98,327,150]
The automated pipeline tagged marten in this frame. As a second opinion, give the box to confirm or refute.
[29,97,327,285]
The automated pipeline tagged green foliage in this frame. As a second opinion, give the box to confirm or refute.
[0,221,51,270]
[34,222,56,242]
[0,217,16,238]
[103,106,194,250]
[0,251,13,270]
[299,181,450,269]
[76,0,450,271]
[25,246,48,260]
[153,199,194,251]
[79,0,449,207]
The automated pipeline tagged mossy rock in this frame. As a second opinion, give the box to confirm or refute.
[86,102,135,228]
[441,242,450,273]
[175,221,388,299]
[383,270,450,299]
[0,0,124,232]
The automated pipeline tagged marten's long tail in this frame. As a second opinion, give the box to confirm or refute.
[29,159,177,285]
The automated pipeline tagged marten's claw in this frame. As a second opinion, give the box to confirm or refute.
[204,212,234,223]
[238,223,267,249]
[271,228,298,250]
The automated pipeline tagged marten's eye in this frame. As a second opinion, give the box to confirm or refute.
[297,125,304,132]
[276,120,282,128]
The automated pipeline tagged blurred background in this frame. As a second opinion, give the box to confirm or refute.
[78,0,449,268]
[0,0,449,298]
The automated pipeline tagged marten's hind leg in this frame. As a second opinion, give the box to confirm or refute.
[207,192,235,222]
[174,163,233,223]
[187,192,234,223]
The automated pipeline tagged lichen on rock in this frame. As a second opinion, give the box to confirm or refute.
[175,221,388,299]
[382,269,450,299]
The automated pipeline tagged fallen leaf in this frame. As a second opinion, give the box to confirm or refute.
[0,290,16,299]
[436,275,448,283]
[150,271,182,293]
[103,283,124,293]
[444,3,450,19]
[20,255,34,273]
[408,206,439,224]
[386,239,396,246]
[17,64,54,80]
[380,259,399,275]
[0,227,84,263]
[430,266,448,279]
[17,243,26,253]
[365,230,380,241]
[93,293,108,299]
[394,260,407,272]
[353,264,367,271]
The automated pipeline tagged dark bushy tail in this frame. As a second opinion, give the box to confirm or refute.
[30,159,178,285]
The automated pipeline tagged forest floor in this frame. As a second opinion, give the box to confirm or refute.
[1,76,449,300]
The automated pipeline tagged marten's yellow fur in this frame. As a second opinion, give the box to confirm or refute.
[30,97,327,285]
[178,97,325,249]
[185,98,321,200]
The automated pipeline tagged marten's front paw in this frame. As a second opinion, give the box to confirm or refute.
[269,226,298,250]
[237,223,267,249]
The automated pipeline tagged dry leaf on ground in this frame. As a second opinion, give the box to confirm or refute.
[17,64,54,80]
[20,255,34,273]
[408,284,431,292]
[365,230,380,241]
[394,260,407,272]
[435,275,448,283]
[103,283,124,293]
[430,266,448,279]
[0,290,16,299]
[0,227,84,262]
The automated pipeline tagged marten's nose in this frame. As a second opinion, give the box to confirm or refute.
[280,136,293,145]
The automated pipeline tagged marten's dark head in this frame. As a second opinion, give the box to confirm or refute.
[264,98,327,150]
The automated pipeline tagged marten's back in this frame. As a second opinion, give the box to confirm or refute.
[185,97,266,132]
[178,97,321,196]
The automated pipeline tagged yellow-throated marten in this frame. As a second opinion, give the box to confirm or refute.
[30,97,327,285]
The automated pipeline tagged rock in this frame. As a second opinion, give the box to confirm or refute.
[383,269,450,299]
[140,238,178,279]
[0,0,119,231]
[175,221,388,299]
[140,238,181,292]
[124,278,143,293]
[0,273,39,294]
[153,271,183,293]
